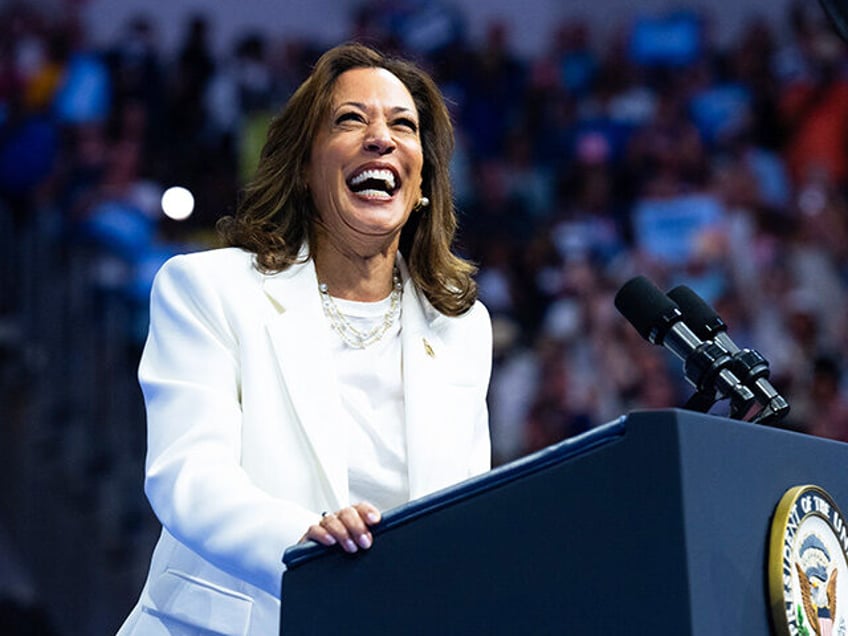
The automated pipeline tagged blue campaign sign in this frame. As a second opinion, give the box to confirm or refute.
[633,193,724,265]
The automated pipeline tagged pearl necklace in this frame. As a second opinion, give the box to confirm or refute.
[318,265,402,349]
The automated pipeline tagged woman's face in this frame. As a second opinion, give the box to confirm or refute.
[306,67,424,254]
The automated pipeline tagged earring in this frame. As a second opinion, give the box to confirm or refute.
[417,196,430,209]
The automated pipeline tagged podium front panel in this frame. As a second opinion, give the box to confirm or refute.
[281,410,848,635]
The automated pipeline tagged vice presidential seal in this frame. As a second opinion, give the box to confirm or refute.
[769,485,848,636]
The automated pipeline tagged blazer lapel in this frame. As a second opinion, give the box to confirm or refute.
[262,259,348,510]
[260,254,476,507]
[400,265,473,499]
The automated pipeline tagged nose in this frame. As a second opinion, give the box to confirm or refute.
[363,120,395,155]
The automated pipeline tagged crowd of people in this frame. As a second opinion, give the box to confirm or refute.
[7,1,848,445]
[4,0,848,631]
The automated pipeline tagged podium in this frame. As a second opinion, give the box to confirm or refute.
[280,409,848,635]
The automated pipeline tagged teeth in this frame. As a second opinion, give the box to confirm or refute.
[356,189,392,200]
[350,168,396,191]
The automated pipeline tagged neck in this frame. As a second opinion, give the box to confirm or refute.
[314,239,399,302]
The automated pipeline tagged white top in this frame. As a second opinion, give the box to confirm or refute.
[326,294,409,511]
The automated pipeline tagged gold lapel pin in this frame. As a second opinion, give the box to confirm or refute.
[422,337,435,358]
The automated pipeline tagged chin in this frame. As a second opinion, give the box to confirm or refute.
[349,200,411,228]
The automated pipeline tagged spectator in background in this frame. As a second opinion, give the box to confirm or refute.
[103,15,165,160]
[0,83,59,224]
[779,5,848,186]
[524,339,593,454]
[165,14,215,184]
[460,20,526,158]
[801,355,848,442]
[205,32,276,183]
[173,14,215,129]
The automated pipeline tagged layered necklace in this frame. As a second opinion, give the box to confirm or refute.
[318,265,403,349]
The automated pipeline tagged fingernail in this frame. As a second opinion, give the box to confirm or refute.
[366,512,380,523]
[325,535,337,546]
[358,534,372,549]
[343,539,357,553]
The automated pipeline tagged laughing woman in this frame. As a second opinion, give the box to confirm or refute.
[116,43,492,635]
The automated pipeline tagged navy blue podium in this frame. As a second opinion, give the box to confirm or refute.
[280,409,848,635]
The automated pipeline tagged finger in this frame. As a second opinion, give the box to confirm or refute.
[336,507,374,550]
[352,501,382,526]
[302,523,337,547]
[320,511,359,553]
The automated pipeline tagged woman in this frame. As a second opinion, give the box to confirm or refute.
[117,43,492,635]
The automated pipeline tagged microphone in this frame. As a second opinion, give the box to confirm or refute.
[614,276,757,420]
[666,285,790,425]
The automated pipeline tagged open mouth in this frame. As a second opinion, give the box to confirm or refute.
[346,167,400,200]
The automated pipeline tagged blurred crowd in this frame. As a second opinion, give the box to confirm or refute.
[6,2,848,449]
[6,0,848,454]
[5,0,848,630]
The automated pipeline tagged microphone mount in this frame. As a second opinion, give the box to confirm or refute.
[614,276,757,420]
[667,284,790,425]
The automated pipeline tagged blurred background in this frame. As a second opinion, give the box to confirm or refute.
[4,0,848,632]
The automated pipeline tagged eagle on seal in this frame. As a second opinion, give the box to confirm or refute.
[796,562,838,636]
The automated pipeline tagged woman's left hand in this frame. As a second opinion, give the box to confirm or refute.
[300,502,382,553]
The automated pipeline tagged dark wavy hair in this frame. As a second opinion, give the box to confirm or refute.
[217,42,477,316]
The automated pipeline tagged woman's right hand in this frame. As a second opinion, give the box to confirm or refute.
[300,502,382,553]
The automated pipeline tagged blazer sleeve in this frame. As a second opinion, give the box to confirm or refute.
[139,254,316,598]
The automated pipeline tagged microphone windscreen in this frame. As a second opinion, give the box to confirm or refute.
[667,285,725,339]
[614,275,679,342]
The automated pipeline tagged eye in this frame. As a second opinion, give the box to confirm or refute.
[393,117,418,133]
[335,111,365,125]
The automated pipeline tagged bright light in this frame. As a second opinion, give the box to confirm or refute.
[161,186,195,221]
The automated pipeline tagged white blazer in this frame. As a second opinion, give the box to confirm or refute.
[117,247,492,635]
